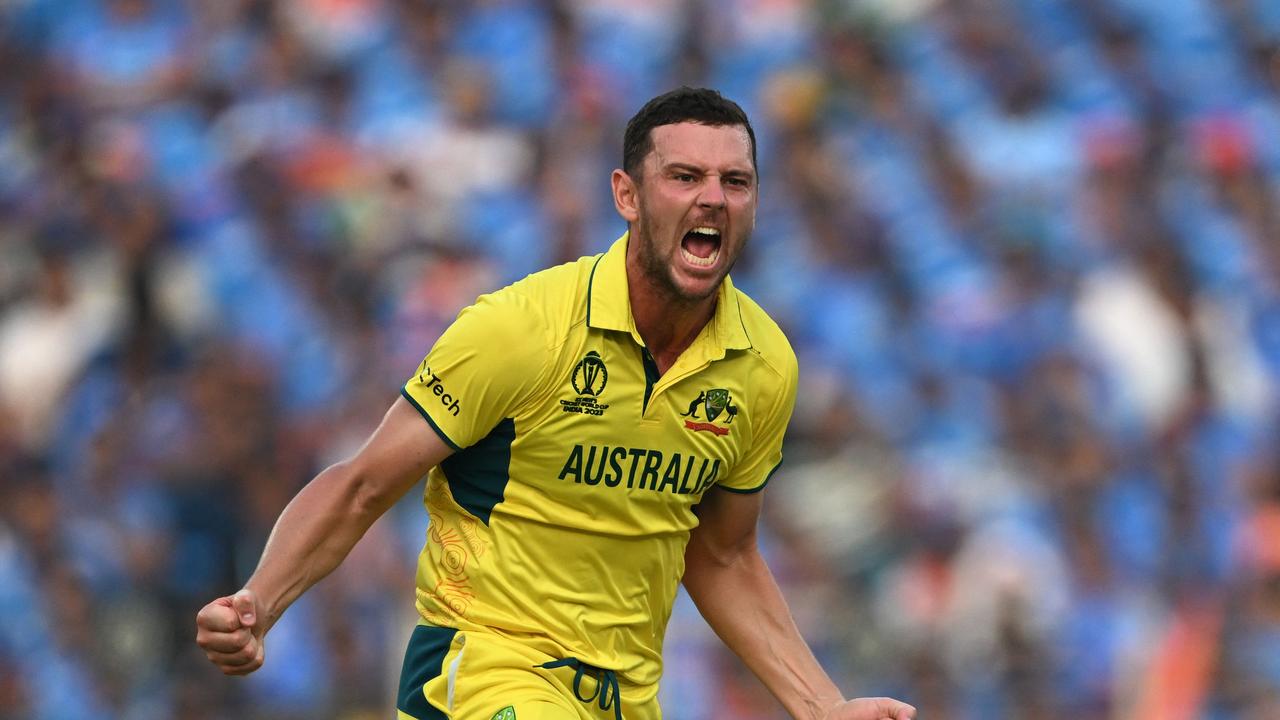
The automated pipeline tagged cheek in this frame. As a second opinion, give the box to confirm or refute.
[641,204,678,235]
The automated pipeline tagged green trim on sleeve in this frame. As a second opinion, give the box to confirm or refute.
[719,457,783,495]
[401,386,462,451]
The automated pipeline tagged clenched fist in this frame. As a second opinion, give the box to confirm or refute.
[195,588,266,675]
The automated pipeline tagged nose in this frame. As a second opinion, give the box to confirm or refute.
[697,177,727,210]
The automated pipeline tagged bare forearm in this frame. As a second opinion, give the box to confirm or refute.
[245,461,392,631]
[684,546,844,720]
[195,398,450,677]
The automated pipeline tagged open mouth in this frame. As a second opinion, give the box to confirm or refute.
[680,227,721,268]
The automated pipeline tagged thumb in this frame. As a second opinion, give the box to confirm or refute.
[232,589,257,628]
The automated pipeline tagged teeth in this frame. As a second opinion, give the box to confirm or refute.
[681,246,720,267]
[690,227,720,236]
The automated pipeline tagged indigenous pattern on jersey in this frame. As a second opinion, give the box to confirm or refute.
[401,233,798,688]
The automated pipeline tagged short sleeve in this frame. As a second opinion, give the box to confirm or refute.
[716,350,799,493]
[402,291,552,450]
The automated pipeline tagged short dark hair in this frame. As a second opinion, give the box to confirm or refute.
[622,87,757,180]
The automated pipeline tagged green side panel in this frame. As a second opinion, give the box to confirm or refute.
[396,624,458,720]
[440,417,516,525]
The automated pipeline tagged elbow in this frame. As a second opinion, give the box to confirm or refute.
[689,531,760,572]
[332,458,400,520]
[683,535,766,607]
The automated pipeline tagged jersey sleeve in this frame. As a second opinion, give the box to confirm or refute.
[402,290,553,450]
[717,350,799,493]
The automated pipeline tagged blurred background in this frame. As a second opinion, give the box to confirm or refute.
[2,0,1280,718]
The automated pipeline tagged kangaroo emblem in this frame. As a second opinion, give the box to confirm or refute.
[681,391,706,418]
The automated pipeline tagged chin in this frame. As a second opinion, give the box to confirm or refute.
[669,273,723,303]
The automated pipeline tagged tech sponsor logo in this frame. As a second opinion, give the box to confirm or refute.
[679,388,737,436]
[419,366,462,416]
[557,443,721,494]
[561,350,610,417]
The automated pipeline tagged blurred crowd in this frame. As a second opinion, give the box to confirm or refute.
[2,0,1280,718]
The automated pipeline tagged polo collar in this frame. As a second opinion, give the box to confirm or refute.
[586,232,753,352]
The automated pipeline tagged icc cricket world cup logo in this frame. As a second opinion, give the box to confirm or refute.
[572,351,608,396]
[563,351,610,416]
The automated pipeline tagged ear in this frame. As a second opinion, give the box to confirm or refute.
[611,169,640,224]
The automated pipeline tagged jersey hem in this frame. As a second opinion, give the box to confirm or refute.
[401,386,463,451]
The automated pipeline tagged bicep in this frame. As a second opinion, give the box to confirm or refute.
[687,487,764,565]
[344,396,455,511]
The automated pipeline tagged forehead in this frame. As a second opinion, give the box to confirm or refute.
[647,122,754,171]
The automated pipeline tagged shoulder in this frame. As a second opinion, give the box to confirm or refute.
[465,254,597,335]
[731,286,798,385]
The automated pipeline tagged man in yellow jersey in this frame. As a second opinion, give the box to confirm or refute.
[196,87,915,720]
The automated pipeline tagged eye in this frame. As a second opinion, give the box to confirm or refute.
[674,173,696,183]
[725,176,751,188]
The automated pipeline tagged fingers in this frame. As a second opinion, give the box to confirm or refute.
[196,596,242,633]
[206,640,259,668]
[833,697,917,720]
[197,625,265,675]
[231,588,258,628]
[881,698,917,720]
[854,697,916,720]
[196,590,266,676]
[197,627,254,654]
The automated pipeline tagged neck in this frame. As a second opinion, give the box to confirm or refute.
[626,258,717,373]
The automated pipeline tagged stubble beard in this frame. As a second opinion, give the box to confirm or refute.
[632,218,720,308]
[632,203,745,308]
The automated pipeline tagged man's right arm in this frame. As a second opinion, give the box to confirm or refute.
[195,396,452,676]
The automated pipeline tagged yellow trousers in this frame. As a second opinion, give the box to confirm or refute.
[396,623,662,720]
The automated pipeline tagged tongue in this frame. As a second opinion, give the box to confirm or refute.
[683,233,718,259]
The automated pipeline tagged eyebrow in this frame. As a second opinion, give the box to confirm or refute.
[664,162,755,180]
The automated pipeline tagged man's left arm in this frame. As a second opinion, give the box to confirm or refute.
[682,487,915,720]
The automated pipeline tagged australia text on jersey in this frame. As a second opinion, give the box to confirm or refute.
[557,444,722,494]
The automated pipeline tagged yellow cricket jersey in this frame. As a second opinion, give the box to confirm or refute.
[401,233,798,688]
